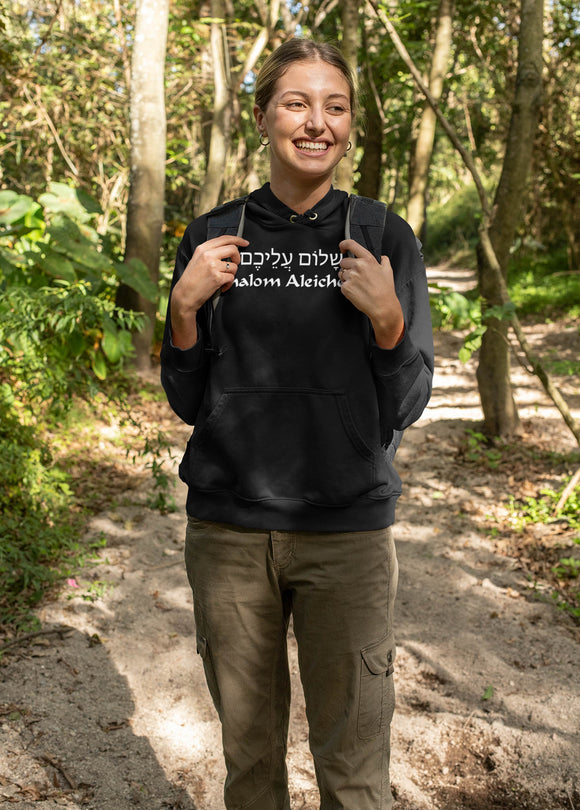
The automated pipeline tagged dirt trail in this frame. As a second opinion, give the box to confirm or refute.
[1,268,579,809]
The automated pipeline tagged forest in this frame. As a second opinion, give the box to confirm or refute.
[0,0,579,806]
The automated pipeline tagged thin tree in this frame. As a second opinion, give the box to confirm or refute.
[406,0,455,238]
[118,0,169,370]
[197,0,281,213]
[196,0,230,214]
[476,0,544,437]
[355,54,384,200]
[334,0,359,192]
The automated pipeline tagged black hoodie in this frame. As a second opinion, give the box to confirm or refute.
[161,184,434,531]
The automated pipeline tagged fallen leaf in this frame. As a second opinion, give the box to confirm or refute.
[481,685,494,701]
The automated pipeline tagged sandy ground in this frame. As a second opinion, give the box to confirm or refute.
[1,268,579,809]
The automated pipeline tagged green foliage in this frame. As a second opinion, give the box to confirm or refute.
[553,556,580,581]
[544,356,580,377]
[507,246,580,318]
[0,183,158,630]
[0,183,154,400]
[550,592,580,621]
[429,283,516,364]
[0,398,80,629]
[506,482,580,531]
[550,539,580,621]
[429,285,480,330]
[67,578,113,603]
[481,684,494,701]
[134,430,177,515]
[425,183,484,265]
[1,0,133,223]
[464,429,503,469]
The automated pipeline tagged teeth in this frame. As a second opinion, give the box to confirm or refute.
[295,141,328,151]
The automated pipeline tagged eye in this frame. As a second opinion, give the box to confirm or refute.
[286,101,306,109]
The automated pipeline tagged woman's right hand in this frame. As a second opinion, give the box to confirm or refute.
[170,235,249,349]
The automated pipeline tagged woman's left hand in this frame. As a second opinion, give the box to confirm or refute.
[338,239,405,349]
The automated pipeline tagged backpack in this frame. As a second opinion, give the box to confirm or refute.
[206,194,388,310]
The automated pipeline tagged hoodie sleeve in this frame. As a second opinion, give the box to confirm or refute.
[160,218,211,426]
[370,211,434,438]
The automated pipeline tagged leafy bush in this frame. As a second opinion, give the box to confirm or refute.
[0,398,80,627]
[0,183,156,397]
[429,284,517,364]
[508,245,580,318]
[0,182,157,630]
[426,186,579,322]
[424,182,484,265]
[507,483,580,531]
[429,284,480,330]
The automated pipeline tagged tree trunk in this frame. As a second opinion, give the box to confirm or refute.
[476,0,544,437]
[334,0,359,193]
[197,0,280,210]
[406,0,455,237]
[118,0,169,370]
[356,56,383,200]
[196,0,230,214]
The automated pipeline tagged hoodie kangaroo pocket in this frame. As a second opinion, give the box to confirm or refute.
[189,387,377,506]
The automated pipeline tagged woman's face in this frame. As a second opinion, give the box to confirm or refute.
[254,58,352,192]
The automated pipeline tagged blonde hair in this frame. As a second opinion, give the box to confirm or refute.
[254,39,358,114]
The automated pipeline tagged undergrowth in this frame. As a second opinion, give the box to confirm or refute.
[458,430,580,622]
[0,382,177,634]
[508,246,580,319]
[0,184,172,634]
[0,405,81,628]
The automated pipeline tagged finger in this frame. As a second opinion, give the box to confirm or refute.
[221,260,239,275]
[205,235,250,249]
[222,245,246,266]
[194,236,249,265]
[219,262,239,293]
[204,243,247,265]
[339,256,358,271]
[339,238,372,259]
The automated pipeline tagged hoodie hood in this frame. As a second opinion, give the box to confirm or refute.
[247,183,349,230]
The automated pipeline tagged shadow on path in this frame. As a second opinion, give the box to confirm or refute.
[0,623,197,809]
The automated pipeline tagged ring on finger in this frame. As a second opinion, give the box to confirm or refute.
[226,262,230,271]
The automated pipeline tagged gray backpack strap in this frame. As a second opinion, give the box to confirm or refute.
[347,195,402,452]
[206,196,248,240]
[345,195,387,261]
[206,196,248,311]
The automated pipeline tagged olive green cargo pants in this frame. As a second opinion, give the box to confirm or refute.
[184,518,398,810]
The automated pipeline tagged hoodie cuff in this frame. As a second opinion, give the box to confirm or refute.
[370,329,421,377]
[165,334,206,373]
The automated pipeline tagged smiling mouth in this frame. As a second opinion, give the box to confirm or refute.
[293,140,330,152]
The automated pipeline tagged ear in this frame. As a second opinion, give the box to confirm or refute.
[253,104,265,131]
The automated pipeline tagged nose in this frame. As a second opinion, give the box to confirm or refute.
[305,105,325,135]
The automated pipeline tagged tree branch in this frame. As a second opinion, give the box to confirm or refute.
[0,626,73,654]
[555,468,580,514]
[368,0,492,223]
[22,85,79,177]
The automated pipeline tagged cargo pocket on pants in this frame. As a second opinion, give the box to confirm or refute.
[197,634,222,716]
[357,633,396,740]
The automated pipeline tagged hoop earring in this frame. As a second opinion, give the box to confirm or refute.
[346,141,352,152]
[259,133,270,147]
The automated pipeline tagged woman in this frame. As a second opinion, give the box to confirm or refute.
[161,38,434,810]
